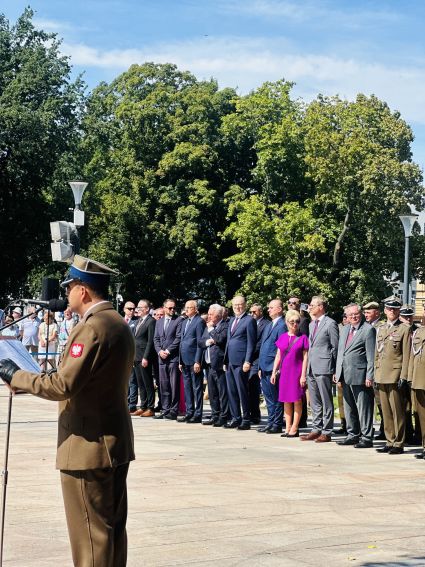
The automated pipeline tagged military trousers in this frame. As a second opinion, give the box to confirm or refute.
[377,383,405,448]
[60,463,129,567]
[412,389,425,449]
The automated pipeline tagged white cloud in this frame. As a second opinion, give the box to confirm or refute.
[33,18,73,33]
[61,36,425,128]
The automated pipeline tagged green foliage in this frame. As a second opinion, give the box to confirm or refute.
[0,8,85,302]
[1,11,424,313]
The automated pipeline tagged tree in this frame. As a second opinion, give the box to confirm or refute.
[79,63,238,304]
[0,8,84,302]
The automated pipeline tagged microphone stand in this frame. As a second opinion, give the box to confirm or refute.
[0,305,43,567]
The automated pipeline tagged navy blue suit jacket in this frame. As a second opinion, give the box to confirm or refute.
[250,317,269,375]
[224,312,257,366]
[198,319,229,371]
[153,316,182,364]
[179,314,206,365]
[259,317,288,373]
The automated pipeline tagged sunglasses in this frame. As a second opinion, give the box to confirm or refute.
[288,319,300,324]
[125,307,136,311]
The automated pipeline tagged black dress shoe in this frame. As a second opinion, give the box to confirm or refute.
[164,413,177,420]
[354,441,373,448]
[414,452,425,459]
[177,415,192,423]
[153,405,162,413]
[333,427,348,435]
[250,418,261,425]
[280,432,289,437]
[287,431,299,438]
[154,413,165,419]
[388,446,404,454]
[224,420,240,429]
[266,427,282,434]
[188,417,202,423]
[237,423,251,430]
[257,425,271,433]
[337,437,359,446]
[213,420,226,427]
[376,445,391,453]
[375,431,386,441]
[203,419,217,426]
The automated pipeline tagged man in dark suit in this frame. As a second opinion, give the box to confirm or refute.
[301,295,339,443]
[248,303,268,424]
[335,303,376,448]
[153,298,182,420]
[258,299,287,433]
[198,303,230,426]
[178,300,206,423]
[132,299,156,417]
[224,295,257,430]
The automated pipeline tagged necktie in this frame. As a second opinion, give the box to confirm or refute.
[184,318,191,335]
[311,319,319,339]
[231,317,239,334]
[164,318,170,334]
[345,326,355,347]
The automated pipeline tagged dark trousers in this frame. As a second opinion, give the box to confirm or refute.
[248,373,261,421]
[152,357,162,410]
[207,365,229,422]
[342,381,374,443]
[60,463,129,567]
[134,362,155,410]
[181,364,204,419]
[127,369,138,411]
[226,364,250,424]
[260,370,283,428]
[159,361,180,416]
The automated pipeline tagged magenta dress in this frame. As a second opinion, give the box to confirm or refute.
[276,333,309,403]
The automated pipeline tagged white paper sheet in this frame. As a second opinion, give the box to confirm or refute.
[0,338,41,373]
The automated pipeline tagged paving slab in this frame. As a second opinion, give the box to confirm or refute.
[1,388,425,566]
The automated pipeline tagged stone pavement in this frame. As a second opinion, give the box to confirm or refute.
[1,387,425,566]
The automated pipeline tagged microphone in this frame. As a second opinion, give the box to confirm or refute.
[20,298,68,311]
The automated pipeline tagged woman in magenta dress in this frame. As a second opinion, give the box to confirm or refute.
[271,309,309,437]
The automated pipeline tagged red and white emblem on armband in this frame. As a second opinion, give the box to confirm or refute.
[70,343,84,358]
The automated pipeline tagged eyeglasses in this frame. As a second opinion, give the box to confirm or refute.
[125,307,136,311]
[165,306,176,310]
[287,301,298,305]
[288,319,300,324]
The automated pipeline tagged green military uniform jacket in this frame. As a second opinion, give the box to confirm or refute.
[374,319,410,384]
[408,326,425,390]
[11,302,136,471]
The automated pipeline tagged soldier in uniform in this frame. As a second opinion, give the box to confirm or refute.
[374,296,410,454]
[408,323,425,459]
[0,255,135,567]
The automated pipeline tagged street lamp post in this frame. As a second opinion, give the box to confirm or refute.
[399,214,418,305]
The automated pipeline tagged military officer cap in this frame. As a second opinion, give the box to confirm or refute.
[61,255,117,289]
[383,295,402,309]
[363,301,380,310]
[400,304,414,316]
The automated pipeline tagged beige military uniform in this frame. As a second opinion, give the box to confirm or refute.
[408,326,425,449]
[374,320,410,448]
[12,302,135,567]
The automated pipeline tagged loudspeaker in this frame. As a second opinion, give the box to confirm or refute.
[41,277,60,301]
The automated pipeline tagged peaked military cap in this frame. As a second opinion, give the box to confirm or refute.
[363,301,380,310]
[400,304,414,316]
[383,295,402,309]
[61,255,117,288]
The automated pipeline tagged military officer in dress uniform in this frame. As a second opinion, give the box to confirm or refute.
[408,324,425,459]
[0,255,135,567]
[374,296,410,455]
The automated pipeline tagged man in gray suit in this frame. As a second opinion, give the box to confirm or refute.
[301,295,339,443]
[335,303,376,448]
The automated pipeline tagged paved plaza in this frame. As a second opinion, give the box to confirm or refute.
[1,387,425,566]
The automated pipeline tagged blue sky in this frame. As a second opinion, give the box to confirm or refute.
[2,0,425,171]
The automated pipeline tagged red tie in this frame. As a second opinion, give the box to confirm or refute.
[345,326,355,347]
